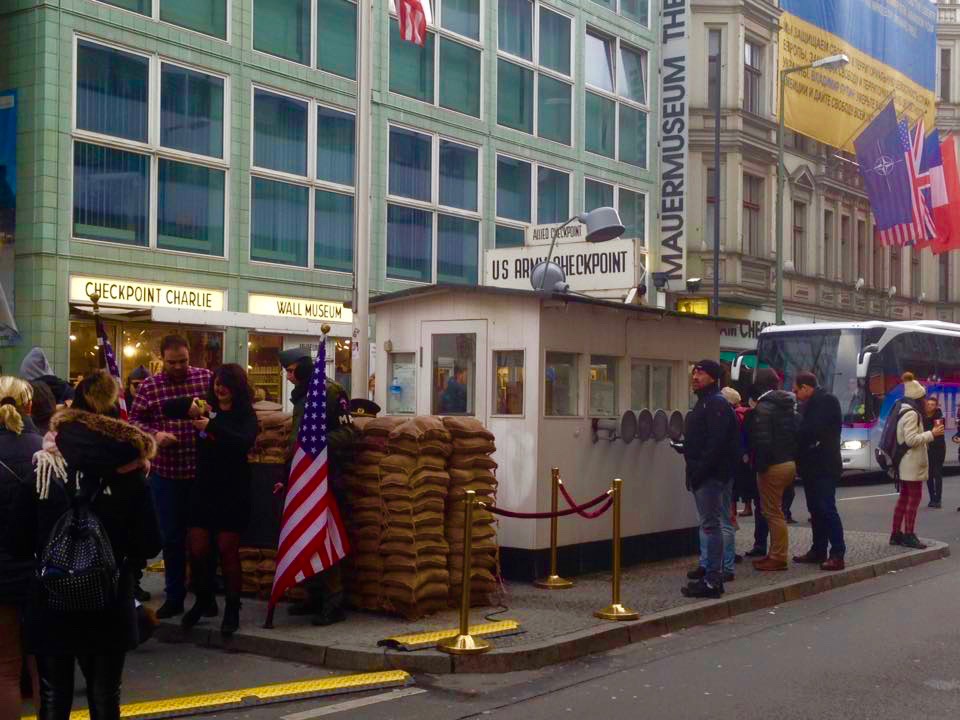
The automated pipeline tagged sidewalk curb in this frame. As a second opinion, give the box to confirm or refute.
[155,542,949,674]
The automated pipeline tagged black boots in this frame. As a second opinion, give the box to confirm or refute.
[311,592,346,626]
[221,595,241,635]
[900,534,928,550]
[181,595,211,629]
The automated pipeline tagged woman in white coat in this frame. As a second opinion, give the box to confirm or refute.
[891,372,943,549]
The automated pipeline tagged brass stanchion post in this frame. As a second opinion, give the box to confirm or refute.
[594,478,639,621]
[438,490,491,655]
[535,467,573,589]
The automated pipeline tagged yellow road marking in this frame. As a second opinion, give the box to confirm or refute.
[21,670,412,720]
[379,620,522,650]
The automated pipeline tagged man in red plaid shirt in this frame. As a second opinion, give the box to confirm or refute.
[130,335,212,618]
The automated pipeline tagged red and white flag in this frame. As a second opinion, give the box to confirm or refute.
[398,0,428,46]
[267,339,348,620]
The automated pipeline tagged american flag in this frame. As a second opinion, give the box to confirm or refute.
[879,120,937,246]
[398,0,427,46]
[267,340,349,617]
[96,317,127,420]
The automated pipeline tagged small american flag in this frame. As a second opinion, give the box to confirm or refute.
[267,339,349,617]
[96,317,127,420]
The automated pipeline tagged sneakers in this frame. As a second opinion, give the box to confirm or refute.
[900,533,928,550]
[890,531,905,546]
[752,557,788,571]
[155,600,184,619]
[680,579,723,599]
[793,551,826,564]
[745,546,767,558]
[687,566,706,580]
[820,557,845,571]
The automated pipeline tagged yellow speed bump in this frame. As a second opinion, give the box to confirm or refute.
[379,620,523,651]
[20,670,412,720]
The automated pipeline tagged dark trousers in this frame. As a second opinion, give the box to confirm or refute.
[927,452,944,503]
[802,474,846,558]
[149,473,189,604]
[36,653,126,720]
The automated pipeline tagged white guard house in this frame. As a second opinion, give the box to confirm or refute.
[371,285,731,580]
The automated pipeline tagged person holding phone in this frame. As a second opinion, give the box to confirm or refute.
[923,396,946,509]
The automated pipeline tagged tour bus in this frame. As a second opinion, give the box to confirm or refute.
[731,320,960,476]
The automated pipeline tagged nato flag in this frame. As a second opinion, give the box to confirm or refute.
[854,101,914,231]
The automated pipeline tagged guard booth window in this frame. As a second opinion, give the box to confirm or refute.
[493,350,524,415]
[432,333,476,415]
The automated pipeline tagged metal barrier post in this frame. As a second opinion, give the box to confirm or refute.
[438,490,491,654]
[535,468,574,589]
[594,478,639,621]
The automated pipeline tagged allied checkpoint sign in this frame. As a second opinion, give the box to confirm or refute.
[779,0,937,153]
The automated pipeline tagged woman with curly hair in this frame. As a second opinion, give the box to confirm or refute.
[163,364,258,635]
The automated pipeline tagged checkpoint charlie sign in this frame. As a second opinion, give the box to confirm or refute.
[484,237,636,292]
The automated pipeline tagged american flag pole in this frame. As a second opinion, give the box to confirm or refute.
[87,290,128,419]
[264,324,350,629]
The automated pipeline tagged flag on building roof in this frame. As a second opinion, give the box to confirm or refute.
[96,317,127,420]
[267,339,349,621]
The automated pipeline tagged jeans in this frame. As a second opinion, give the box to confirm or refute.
[758,462,796,563]
[802,474,846,558]
[693,478,730,587]
[927,452,944,503]
[699,481,736,574]
[36,653,126,720]
[149,473,190,604]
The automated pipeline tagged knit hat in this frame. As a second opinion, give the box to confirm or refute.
[902,372,926,400]
[694,359,723,382]
[720,386,742,406]
[127,365,151,382]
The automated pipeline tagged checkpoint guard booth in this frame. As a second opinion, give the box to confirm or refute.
[371,284,729,580]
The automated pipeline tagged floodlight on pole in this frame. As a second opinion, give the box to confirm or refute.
[531,207,626,293]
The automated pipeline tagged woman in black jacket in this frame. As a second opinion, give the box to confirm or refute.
[9,370,160,720]
[922,396,946,508]
[163,364,258,635]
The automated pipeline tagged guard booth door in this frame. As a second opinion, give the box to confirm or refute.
[419,320,488,422]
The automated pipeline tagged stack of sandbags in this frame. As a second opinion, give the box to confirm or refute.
[442,417,500,608]
[249,400,293,464]
[237,547,306,601]
[342,416,405,611]
[378,417,453,619]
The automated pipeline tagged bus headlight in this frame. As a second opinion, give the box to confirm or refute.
[842,440,864,451]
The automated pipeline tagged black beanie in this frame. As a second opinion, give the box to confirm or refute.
[694,359,723,382]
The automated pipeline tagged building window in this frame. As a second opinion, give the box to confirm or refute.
[840,215,852,282]
[250,87,355,270]
[890,246,901,293]
[940,254,950,303]
[495,155,570,247]
[589,355,618,417]
[707,28,721,110]
[705,167,721,249]
[873,232,884,288]
[389,0,482,117]
[254,0,358,78]
[824,209,835,279]
[856,219,867,284]
[493,350,524,415]
[545,352,578,416]
[386,126,480,283]
[631,360,672,410]
[587,0,648,25]
[73,40,228,256]
[98,0,227,40]
[941,48,952,102]
[585,178,646,247]
[585,29,648,167]
[911,255,921,298]
[742,174,762,256]
[433,333,476,415]
[743,39,763,115]
[496,0,572,143]
[792,201,806,274]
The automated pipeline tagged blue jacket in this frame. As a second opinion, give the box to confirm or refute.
[683,384,739,490]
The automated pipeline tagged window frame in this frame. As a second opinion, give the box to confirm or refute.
[495,0,575,146]
[630,358,674,410]
[792,200,807,274]
[90,0,231,43]
[583,26,650,168]
[495,152,572,245]
[252,0,360,79]
[491,348,525,417]
[248,83,357,272]
[743,38,763,115]
[588,354,619,418]
[385,121,483,284]
[543,350,581,418]
[586,0,650,27]
[583,176,649,251]
[387,0,486,119]
[939,253,950,303]
[940,46,952,102]
[70,35,232,259]
[742,173,762,256]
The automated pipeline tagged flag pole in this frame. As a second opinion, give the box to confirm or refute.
[263,323,332,631]
[86,290,105,368]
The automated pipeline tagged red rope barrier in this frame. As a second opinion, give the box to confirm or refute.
[485,489,612,519]
[559,482,613,519]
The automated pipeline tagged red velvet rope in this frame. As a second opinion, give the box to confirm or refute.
[485,489,612,519]
[559,481,613,519]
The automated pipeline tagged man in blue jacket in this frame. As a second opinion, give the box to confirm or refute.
[680,360,739,599]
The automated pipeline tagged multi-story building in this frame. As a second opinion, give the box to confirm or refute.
[0,0,655,402]
[684,0,960,363]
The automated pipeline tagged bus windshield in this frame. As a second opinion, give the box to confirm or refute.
[756,329,870,423]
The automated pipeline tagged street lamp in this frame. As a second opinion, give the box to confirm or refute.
[531,207,626,293]
[775,53,849,324]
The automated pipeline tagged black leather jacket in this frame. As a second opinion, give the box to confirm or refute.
[747,390,799,472]
[683,384,739,490]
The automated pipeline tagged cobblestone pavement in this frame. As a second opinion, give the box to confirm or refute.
[145,523,913,651]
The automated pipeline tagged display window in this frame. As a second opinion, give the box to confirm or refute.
[493,350,524,415]
[248,333,283,403]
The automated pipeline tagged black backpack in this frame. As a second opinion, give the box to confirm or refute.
[37,483,118,613]
[875,400,914,480]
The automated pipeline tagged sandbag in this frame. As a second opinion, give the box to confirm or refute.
[442,416,495,440]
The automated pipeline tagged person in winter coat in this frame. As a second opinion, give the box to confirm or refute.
[0,377,42,719]
[28,381,57,436]
[745,368,798,571]
[792,371,846,571]
[922,395,946,509]
[18,348,74,406]
[891,373,942,549]
[162,364,258,635]
[679,360,739,599]
[7,370,161,720]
